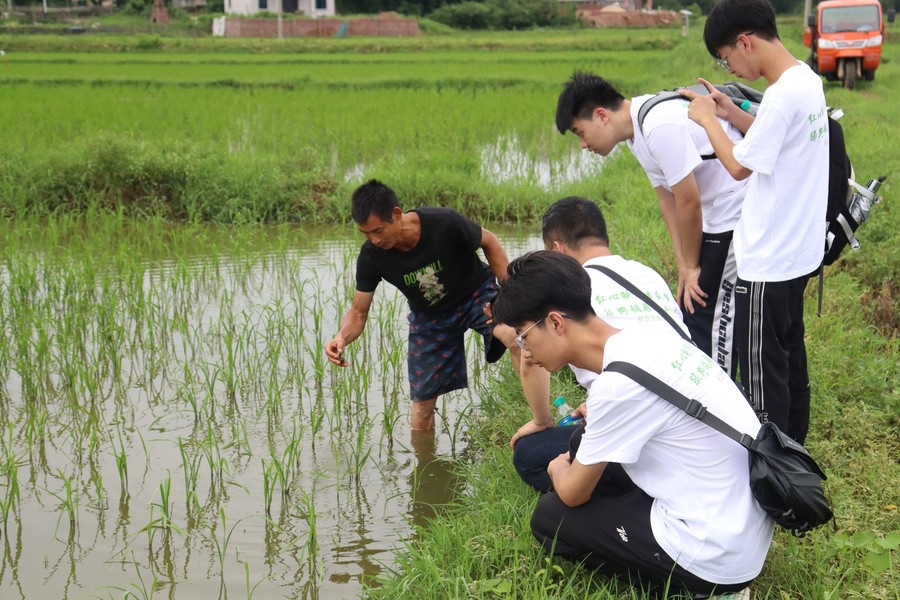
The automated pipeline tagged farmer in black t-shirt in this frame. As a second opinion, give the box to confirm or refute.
[325,179,545,430]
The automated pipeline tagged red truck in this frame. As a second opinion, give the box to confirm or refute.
[803,0,885,89]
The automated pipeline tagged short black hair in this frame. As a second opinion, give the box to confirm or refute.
[542,196,610,250]
[555,71,626,135]
[704,0,779,58]
[350,179,400,224]
[492,251,595,329]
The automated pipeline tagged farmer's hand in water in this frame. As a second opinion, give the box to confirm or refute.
[325,335,349,367]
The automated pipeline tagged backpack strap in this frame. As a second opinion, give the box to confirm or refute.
[636,81,761,162]
[816,264,825,318]
[635,90,682,127]
[636,88,716,160]
[584,264,692,344]
[605,361,754,449]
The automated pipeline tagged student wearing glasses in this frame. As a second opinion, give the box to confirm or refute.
[681,0,829,445]
[491,251,772,599]
[509,196,687,492]
[555,71,748,382]
[324,179,549,431]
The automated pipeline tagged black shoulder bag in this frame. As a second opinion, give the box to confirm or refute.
[604,361,834,537]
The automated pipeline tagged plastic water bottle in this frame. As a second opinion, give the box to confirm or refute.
[553,396,583,427]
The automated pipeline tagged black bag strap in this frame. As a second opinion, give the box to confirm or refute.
[636,81,761,162]
[636,81,763,130]
[584,264,692,344]
[636,89,717,161]
[604,361,755,449]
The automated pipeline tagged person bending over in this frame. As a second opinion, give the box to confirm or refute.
[325,179,547,431]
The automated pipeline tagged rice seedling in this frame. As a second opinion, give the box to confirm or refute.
[0,427,21,533]
[295,489,319,564]
[207,507,244,582]
[141,473,184,538]
[242,559,267,600]
[0,486,17,535]
[449,401,475,460]
[260,459,277,517]
[379,403,402,453]
[199,419,229,494]
[229,417,253,458]
[101,550,160,600]
[347,416,374,485]
[50,468,79,535]
[111,425,129,491]
[177,437,202,515]
[216,307,241,405]
[265,421,302,504]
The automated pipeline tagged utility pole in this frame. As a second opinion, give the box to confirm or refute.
[277,0,283,38]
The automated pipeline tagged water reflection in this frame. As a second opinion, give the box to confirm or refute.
[0,224,543,600]
[409,430,463,529]
[480,132,613,189]
[345,133,611,190]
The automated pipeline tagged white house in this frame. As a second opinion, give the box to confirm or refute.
[224,0,335,17]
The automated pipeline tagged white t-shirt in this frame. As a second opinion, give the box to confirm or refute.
[628,95,747,234]
[732,62,829,281]
[572,255,686,390]
[577,327,774,584]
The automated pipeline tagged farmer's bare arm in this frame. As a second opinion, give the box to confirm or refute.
[325,290,374,366]
[480,227,510,283]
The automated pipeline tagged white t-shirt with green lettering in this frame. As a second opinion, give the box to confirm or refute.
[577,326,774,584]
[571,255,685,390]
[732,62,829,281]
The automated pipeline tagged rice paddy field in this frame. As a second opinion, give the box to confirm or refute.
[1,18,898,600]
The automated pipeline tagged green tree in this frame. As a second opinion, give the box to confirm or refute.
[428,0,575,29]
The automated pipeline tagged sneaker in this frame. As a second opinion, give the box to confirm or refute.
[715,588,751,600]
[694,588,751,600]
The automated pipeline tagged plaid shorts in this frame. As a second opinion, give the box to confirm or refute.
[407,277,506,400]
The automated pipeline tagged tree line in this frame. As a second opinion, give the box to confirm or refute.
[7,0,894,28]
[335,0,849,17]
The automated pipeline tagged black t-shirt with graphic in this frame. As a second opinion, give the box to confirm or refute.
[355,207,492,313]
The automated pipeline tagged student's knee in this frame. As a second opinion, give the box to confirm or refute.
[513,443,552,493]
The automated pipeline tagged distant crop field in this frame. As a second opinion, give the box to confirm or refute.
[0,28,705,224]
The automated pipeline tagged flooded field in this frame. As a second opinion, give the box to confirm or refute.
[0,221,541,599]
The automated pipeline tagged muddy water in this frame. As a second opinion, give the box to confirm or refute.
[0,226,543,600]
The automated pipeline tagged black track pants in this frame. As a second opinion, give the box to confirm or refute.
[734,274,811,444]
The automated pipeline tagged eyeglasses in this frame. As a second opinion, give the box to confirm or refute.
[716,31,753,70]
[514,314,572,351]
[514,317,545,351]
